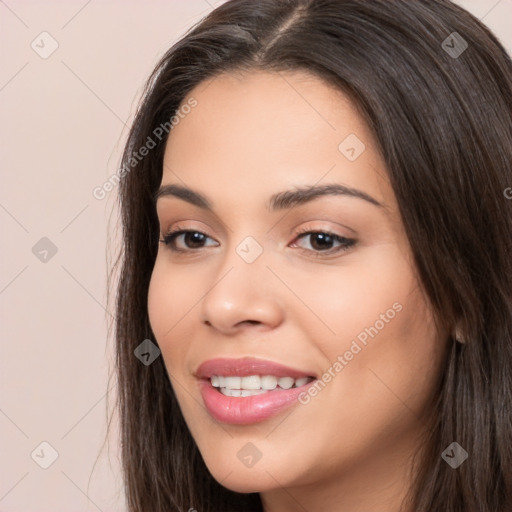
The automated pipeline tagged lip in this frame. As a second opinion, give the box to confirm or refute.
[196,357,317,425]
[195,357,316,379]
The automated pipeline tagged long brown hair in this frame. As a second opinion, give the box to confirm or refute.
[110,1,512,510]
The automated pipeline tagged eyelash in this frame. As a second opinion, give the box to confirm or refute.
[159,224,356,258]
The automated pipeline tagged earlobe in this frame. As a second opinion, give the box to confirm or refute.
[453,325,466,344]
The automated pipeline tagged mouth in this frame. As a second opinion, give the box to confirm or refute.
[195,357,318,424]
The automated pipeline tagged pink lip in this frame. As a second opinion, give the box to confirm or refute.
[195,357,317,425]
[195,357,316,379]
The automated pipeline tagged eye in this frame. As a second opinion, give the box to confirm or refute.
[159,227,219,252]
[290,229,356,256]
[159,226,356,257]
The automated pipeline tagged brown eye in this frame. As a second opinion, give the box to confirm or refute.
[160,229,219,251]
[291,230,356,255]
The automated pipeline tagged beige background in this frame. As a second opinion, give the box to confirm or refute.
[0,1,510,510]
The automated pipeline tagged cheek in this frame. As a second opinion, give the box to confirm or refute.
[147,257,211,392]
[278,243,421,346]
[147,264,167,340]
[147,260,189,364]
[323,272,441,436]
[147,258,195,338]
[285,245,442,410]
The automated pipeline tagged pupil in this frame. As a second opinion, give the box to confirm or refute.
[311,233,333,251]
[186,232,205,248]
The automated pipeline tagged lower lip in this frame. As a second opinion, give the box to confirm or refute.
[199,379,314,425]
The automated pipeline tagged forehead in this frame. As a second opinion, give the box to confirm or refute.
[162,70,392,210]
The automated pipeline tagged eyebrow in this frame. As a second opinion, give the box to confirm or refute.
[154,183,383,210]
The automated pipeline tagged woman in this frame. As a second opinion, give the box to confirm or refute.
[111,0,512,510]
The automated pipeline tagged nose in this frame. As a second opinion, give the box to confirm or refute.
[200,246,284,335]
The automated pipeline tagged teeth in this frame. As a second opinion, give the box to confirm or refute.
[241,375,262,390]
[277,377,294,389]
[261,375,278,390]
[294,377,309,387]
[220,388,241,397]
[210,374,313,393]
[220,388,269,397]
[241,389,268,397]
[224,376,241,389]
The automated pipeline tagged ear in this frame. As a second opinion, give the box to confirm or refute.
[453,325,466,344]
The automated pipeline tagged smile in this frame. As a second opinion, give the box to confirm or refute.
[195,358,317,424]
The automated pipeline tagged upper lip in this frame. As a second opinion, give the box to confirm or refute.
[195,357,316,379]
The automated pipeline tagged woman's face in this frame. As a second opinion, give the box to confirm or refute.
[148,70,446,507]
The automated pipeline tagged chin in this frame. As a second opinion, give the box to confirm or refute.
[201,454,288,494]
[212,471,275,494]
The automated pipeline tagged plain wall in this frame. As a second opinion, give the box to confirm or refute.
[1,1,511,510]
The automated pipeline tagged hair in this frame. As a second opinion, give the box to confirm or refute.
[110,0,512,510]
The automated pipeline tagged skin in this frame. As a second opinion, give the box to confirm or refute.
[147,70,448,512]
